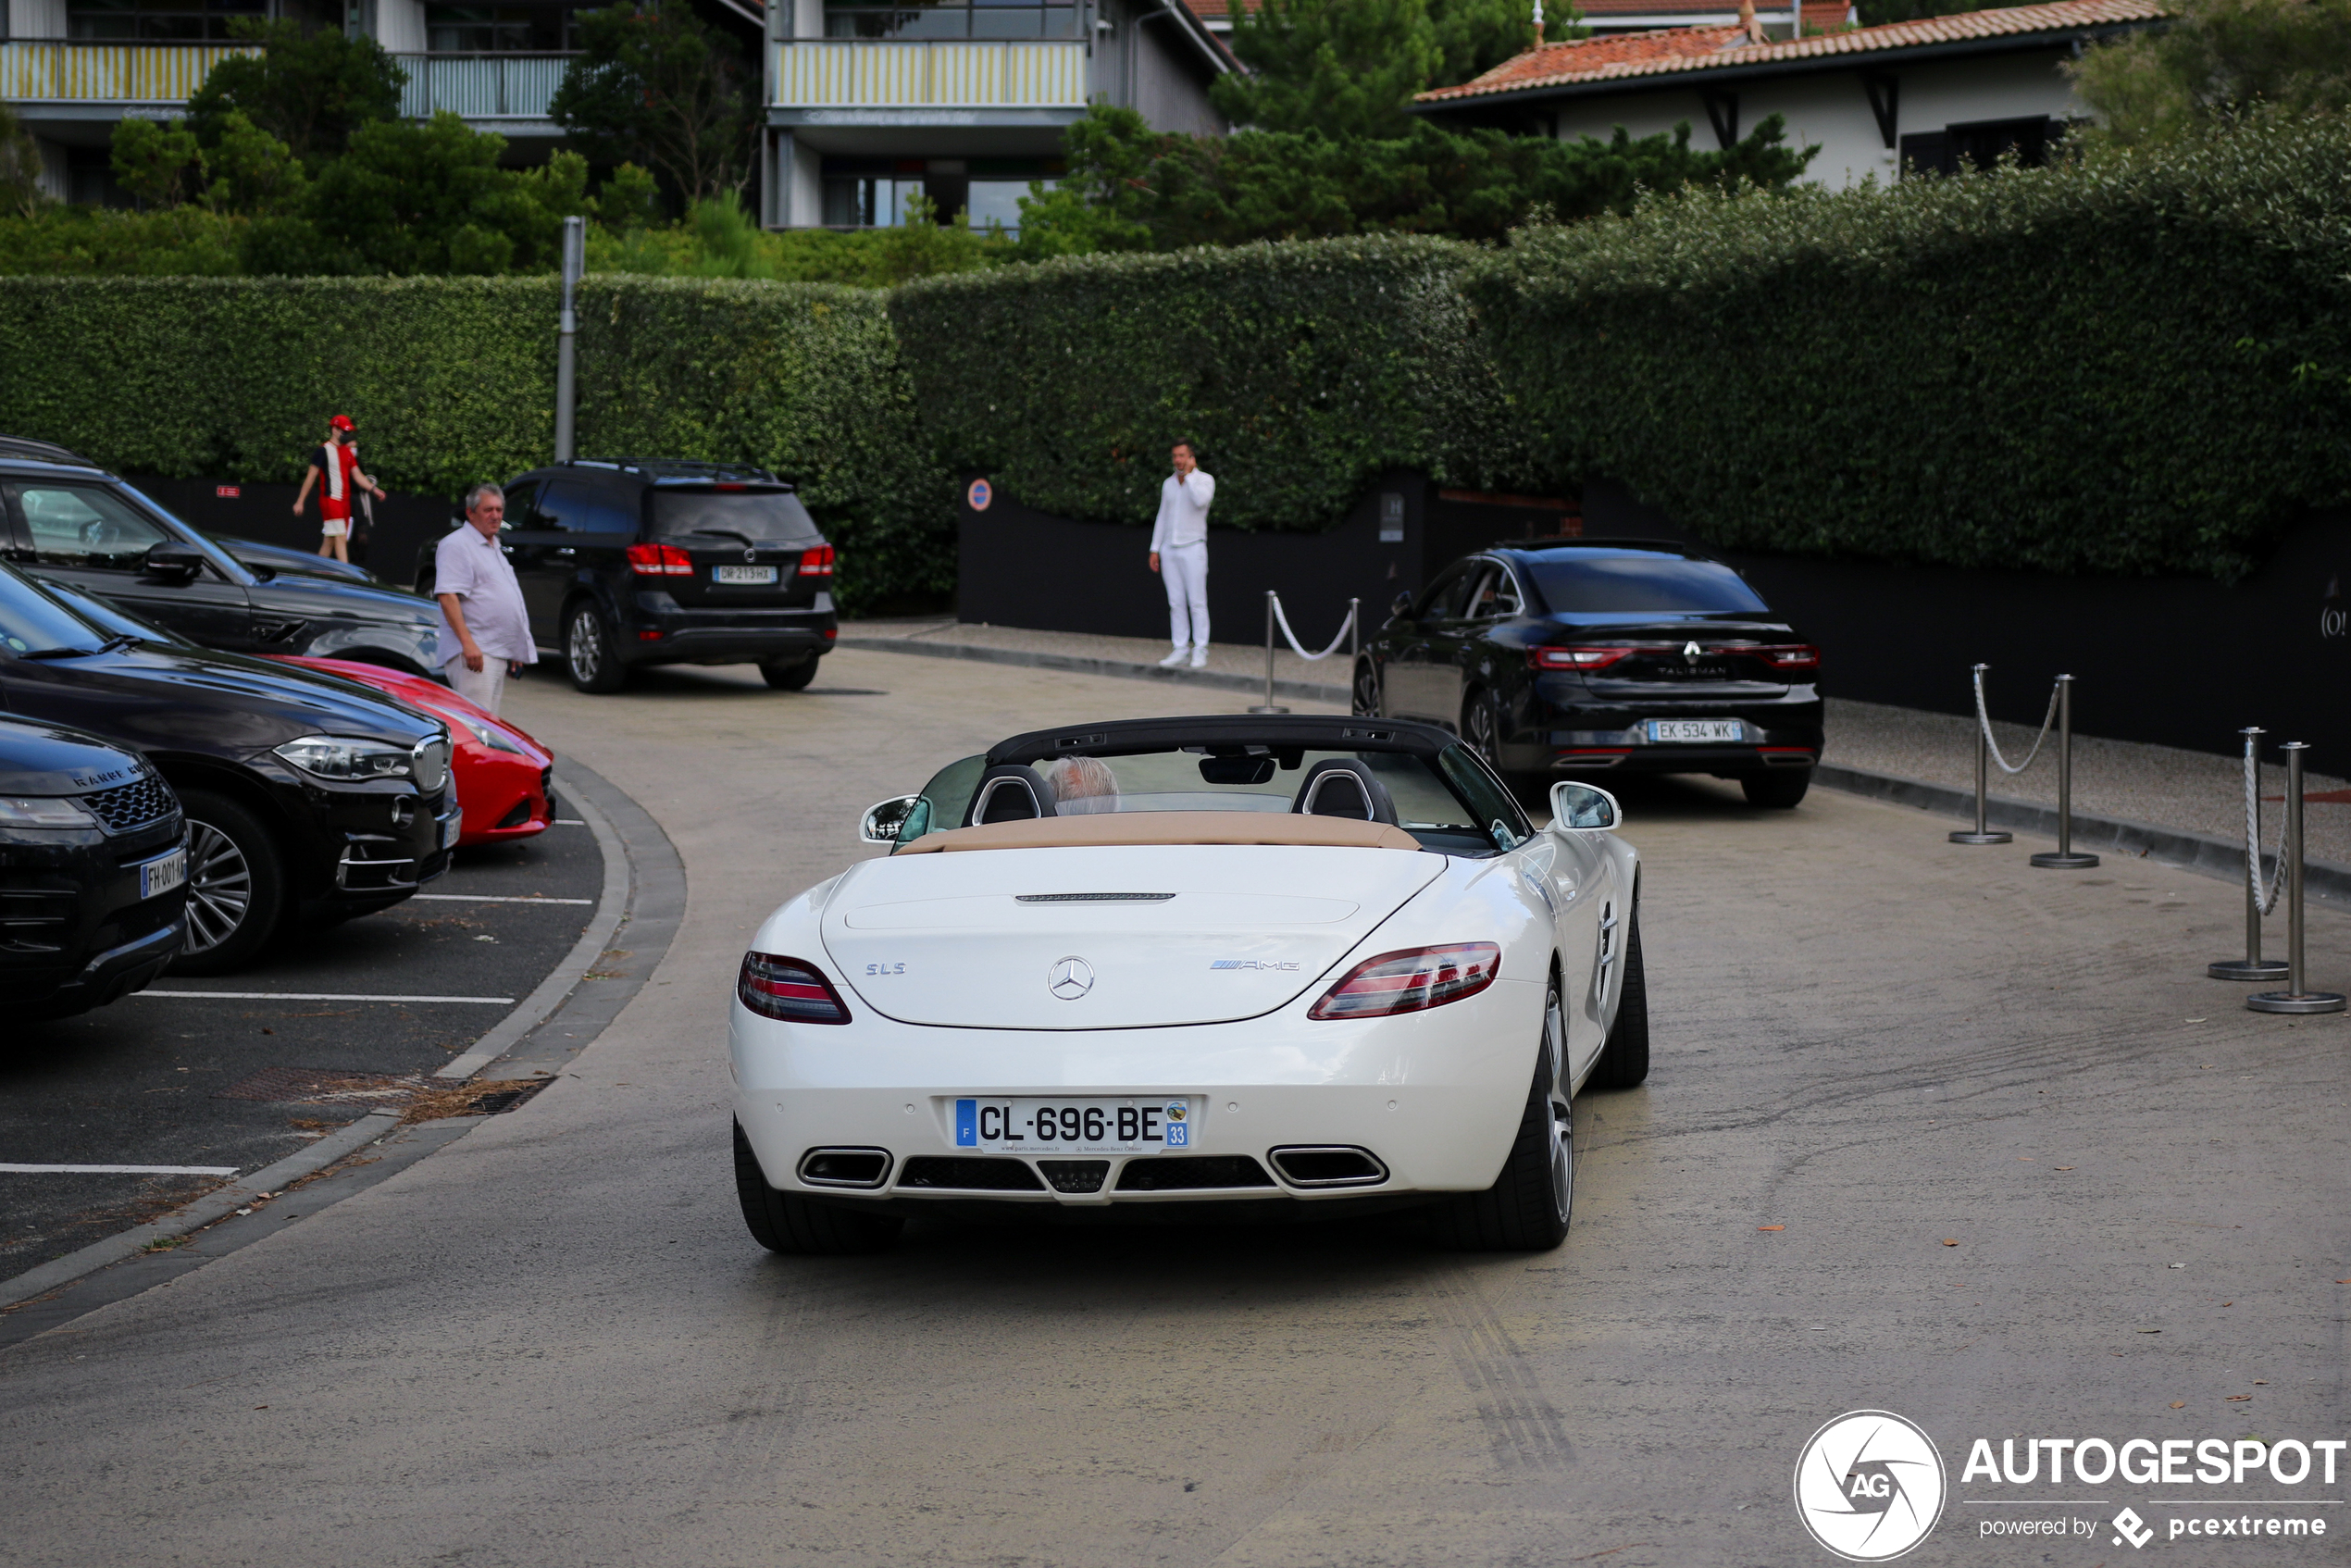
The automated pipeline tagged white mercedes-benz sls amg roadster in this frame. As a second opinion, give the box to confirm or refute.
[730,714,1646,1254]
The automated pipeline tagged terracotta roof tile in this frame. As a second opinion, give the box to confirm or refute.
[1415,0,2165,102]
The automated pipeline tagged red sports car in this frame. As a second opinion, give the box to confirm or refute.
[269,656,555,848]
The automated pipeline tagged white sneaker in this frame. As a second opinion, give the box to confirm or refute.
[1158,647,1190,667]
[1188,647,1208,668]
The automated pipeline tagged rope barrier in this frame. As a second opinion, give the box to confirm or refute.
[2242,736,2290,917]
[1972,664,2060,776]
[1270,594,1358,663]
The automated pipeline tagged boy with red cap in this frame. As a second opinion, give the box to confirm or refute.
[292,415,386,566]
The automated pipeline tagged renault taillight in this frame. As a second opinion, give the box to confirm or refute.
[1530,646,1633,672]
[1308,942,1500,1020]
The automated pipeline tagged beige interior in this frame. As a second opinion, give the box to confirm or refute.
[895,811,1424,854]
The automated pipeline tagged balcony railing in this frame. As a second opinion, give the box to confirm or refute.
[0,41,252,103]
[774,40,1086,108]
[393,54,577,121]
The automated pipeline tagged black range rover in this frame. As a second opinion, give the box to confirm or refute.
[430,458,837,693]
[1,715,188,1018]
[0,562,458,973]
[1356,541,1826,808]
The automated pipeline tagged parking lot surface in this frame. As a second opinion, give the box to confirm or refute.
[1,798,600,1276]
[1,649,2345,1567]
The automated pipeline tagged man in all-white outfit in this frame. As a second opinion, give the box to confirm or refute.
[1148,440,1214,668]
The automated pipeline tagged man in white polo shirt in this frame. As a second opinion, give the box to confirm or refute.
[433,481,535,715]
[1147,439,1214,668]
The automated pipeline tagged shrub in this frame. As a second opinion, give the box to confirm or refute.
[1465,114,2351,579]
[0,275,948,612]
[893,233,1560,530]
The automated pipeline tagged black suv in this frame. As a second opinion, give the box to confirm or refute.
[0,452,442,674]
[0,562,458,973]
[1,715,189,1018]
[430,459,837,693]
[1356,541,1825,808]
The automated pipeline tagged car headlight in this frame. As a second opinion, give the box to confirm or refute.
[274,735,415,782]
[429,704,523,755]
[0,795,99,828]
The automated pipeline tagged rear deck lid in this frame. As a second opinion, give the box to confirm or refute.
[649,486,825,609]
[820,844,1442,1028]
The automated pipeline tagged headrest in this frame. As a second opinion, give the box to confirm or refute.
[967,765,1058,826]
[1292,758,1398,825]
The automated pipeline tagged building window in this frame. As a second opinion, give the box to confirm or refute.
[68,0,267,43]
[1898,117,2059,179]
[822,0,1079,40]
[425,2,583,51]
[822,175,927,228]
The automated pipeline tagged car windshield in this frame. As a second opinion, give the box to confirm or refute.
[649,489,821,544]
[0,561,114,656]
[900,744,1528,857]
[1522,553,1767,615]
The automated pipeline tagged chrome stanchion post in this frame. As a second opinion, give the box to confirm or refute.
[2029,674,2098,869]
[1349,596,1359,670]
[1950,666,2012,844]
[2211,727,2288,981]
[1249,590,1288,714]
[2248,743,2345,1014]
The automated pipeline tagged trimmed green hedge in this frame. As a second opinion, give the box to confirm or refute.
[889,235,1561,531]
[0,275,951,612]
[1465,118,2351,580]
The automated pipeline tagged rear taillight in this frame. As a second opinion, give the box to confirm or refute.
[1531,646,1632,672]
[798,543,836,578]
[1308,942,1500,1021]
[738,952,852,1025]
[626,542,692,577]
[1750,644,1821,672]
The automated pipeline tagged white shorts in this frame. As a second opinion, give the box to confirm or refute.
[320,517,348,539]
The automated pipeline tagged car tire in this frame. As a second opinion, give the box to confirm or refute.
[168,790,287,977]
[1432,977,1572,1252]
[1461,688,1504,765]
[760,655,820,691]
[565,603,628,694]
[1586,914,1649,1090]
[1351,656,1382,717]
[733,1122,903,1255]
[1741,768,1811,809]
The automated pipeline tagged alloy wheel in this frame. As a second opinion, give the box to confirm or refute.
[1544,990,1572,1224]
[182,819,253,955]
[567,610,602,686]
[1352,658,1381,717]
[1466,695,1499,763]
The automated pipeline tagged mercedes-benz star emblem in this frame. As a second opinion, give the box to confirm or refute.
[1048,956,1095,1001]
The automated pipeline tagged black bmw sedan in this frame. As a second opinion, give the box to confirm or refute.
[1355,541,1824,807]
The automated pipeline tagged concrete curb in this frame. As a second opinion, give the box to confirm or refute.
[1814,762,2351,905]
[434,775,629,1081]
[838,634,1352,706]
[0,1109,402,1312]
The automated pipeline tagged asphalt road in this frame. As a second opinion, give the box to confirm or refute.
[0,794,601,1277]
[1,649,2345,1567]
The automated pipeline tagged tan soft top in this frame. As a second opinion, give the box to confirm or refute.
[896,811,1423,853]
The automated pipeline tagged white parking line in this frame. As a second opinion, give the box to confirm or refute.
[1,1164,239,1176]
[133,991,516,1004]
[411,894,594,905]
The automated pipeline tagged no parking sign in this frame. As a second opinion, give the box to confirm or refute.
[966,478,992,512]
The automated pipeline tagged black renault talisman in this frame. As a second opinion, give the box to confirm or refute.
[1355,541,1825,807]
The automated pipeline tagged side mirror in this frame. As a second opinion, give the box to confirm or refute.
[1389,591,1414,621]
[1549,780,1621,832]
[860,793,919,846]
[142,541,205,583]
